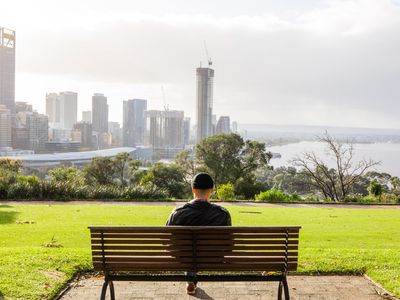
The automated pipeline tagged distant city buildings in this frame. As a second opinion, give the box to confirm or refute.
[0,27,16,112]
[196,66,214,143]
[216,116,231,134]
[123,99,147,147]
[1,30,236,158]
[92,93,108,134]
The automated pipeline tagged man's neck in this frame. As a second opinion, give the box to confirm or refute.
[194,198,210,202]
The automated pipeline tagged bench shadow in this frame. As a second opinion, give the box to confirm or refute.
[192,287,214,300]
[0,206,19,224]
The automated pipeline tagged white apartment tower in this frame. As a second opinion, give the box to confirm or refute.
[196,67,214,143]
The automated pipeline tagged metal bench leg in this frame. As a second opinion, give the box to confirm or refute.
[282,277,290,300]
[100,280,109,300]
[277,281,283,300]
[109,281,115,300]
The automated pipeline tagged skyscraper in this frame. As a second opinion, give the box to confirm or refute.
[46,93,60,124]
[0,27,15,112]
[216,116,231,134]
[59,91,77,128]
[92,93,108,134]
[196,67,214,143]
[123,99,147,146]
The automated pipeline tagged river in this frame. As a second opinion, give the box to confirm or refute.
[268,141,400,177]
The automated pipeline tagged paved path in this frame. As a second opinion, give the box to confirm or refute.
[1,201,399,209]
[60,275,396,300]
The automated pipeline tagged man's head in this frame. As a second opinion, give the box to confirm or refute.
[191,173,214,200]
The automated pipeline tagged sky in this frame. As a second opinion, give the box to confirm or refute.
[2,0,400,129]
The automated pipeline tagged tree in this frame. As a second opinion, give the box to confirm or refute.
[217,183,236,200]
[196,133,271,187]
[140,163,190,199]
[175,150,198,184]
[291,133,379,201]
[112,153,140,186]
[368,180,383,198]
[84,157,115,185]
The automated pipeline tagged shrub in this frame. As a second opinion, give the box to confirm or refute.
[217,183,236,200]
[379,193,399,204]
[255,189,288,202]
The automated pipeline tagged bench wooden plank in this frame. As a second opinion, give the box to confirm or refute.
[91,239,299,245]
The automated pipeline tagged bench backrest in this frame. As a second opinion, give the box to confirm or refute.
[89,226,301,273]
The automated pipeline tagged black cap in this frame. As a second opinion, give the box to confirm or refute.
[192,173,214,189]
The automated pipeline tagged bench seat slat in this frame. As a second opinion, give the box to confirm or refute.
[91,233,299,239]
[91,239,299,245]
[89,226,301,234]
[91,245,298,251]
[93,262,298,272]
[92,257,298,263]
[91,250,299,257]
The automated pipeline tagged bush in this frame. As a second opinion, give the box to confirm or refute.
[217,183,236,200]
[255,189,291,202]
[122,185,168,200]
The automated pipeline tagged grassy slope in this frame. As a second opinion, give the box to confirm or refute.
[0,204,399,299]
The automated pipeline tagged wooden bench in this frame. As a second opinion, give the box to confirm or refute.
[89,226,301,300]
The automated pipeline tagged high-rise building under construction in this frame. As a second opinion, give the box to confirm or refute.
[0,27,16,112]
[196,66,214,143]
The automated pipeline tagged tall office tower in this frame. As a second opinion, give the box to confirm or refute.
[108,121,122,146]
[46,93,60,124]
[92,93,108,134]
[196,66,214,143]
[59,91,77,128]
[73,122,92,148]
[0,105,12,147]
[216,116,231,134]
[0,27,16,112]
[164,110,184,148]
[82,110,92,123]
[183,117,191,145]
[123,99,147,146]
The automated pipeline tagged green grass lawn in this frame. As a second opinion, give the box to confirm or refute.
[0,204,399,299]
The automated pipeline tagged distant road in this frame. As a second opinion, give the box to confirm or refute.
[1,201,399,209]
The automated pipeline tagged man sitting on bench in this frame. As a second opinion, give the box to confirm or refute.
[166,172,232,295]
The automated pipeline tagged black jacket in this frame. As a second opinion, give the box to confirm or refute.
[166,199,231,226]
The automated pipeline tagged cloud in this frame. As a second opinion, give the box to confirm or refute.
[8,0,400,128]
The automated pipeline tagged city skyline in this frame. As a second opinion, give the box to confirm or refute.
[2,0,400,129]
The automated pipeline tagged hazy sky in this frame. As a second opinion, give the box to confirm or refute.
[2,0,400,128]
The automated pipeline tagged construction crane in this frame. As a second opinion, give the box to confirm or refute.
[203,40,212,67]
